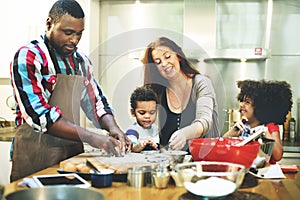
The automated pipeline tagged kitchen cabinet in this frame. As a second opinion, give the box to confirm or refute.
[0,127,15,185]
[280,141,300,166]
[0,141,12,185]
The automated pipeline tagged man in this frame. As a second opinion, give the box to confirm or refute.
[10,0,131,182]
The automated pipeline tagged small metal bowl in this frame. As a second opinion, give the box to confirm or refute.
[163,150,188,164]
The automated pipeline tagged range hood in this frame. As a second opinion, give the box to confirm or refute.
[203,48,271,62]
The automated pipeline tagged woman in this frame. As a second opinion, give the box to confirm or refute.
[142,37,219,151]
[223,80,293,162]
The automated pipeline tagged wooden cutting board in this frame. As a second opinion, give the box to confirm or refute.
[60,152,167,173]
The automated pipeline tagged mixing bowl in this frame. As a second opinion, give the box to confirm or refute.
[189,137,260,169]
[175,161,246,198]
[4,186,104,200]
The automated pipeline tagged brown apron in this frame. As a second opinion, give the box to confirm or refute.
[10,74,84,182]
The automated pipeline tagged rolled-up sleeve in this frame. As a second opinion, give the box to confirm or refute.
[79,54,113,128]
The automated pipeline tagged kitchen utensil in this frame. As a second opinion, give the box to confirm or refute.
[175,161,246,198]
[86,159,100,174]
[234,128,266,147]
[4,186,104,200]
[127,167,145,188]
[189,138,260,169]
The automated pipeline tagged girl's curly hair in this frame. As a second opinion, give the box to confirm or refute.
[237,79,293,125]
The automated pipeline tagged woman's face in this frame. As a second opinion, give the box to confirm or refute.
[151,46,181,80]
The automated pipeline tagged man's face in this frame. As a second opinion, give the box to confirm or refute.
[46,14,84,56]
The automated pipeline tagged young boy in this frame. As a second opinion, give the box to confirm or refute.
[126,86,160,153]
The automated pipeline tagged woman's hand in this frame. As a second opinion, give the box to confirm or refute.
[168,130,187,150]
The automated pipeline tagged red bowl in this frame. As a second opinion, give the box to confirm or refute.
[188,138,260,169]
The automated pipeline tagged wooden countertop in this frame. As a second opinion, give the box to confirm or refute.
[3,153,300,200]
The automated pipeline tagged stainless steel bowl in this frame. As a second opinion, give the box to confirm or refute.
[4,186,104,200]
[163,150,188,165]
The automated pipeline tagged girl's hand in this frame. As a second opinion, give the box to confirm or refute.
[232,116,249,132]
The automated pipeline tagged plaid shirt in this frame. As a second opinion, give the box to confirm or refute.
[10,35,112,132]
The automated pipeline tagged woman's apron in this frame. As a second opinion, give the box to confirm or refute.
[10,74,84,182]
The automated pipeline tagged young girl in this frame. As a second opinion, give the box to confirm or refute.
[223,80,293,163]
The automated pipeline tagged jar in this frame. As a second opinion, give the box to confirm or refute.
[290,117,296,142]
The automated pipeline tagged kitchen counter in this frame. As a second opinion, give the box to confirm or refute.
[3,153,300,200]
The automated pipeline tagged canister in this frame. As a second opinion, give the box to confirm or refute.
[127,168,145,188]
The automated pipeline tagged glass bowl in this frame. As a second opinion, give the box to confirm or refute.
[175,161,246,198]
[253,138,275,168]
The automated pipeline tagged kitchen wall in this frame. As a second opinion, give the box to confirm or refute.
[1,0,299,133]
[0,0,52,122]
[94,0,300,135]
[0,0,93,121]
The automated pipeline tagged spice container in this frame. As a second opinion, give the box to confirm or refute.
[127,167,145,188]
[152,166,170,189]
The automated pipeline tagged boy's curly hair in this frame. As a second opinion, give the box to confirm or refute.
[237,79,293,125]
[130,86,158,111]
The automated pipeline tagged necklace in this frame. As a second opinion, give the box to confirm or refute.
[167,78,189,111]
